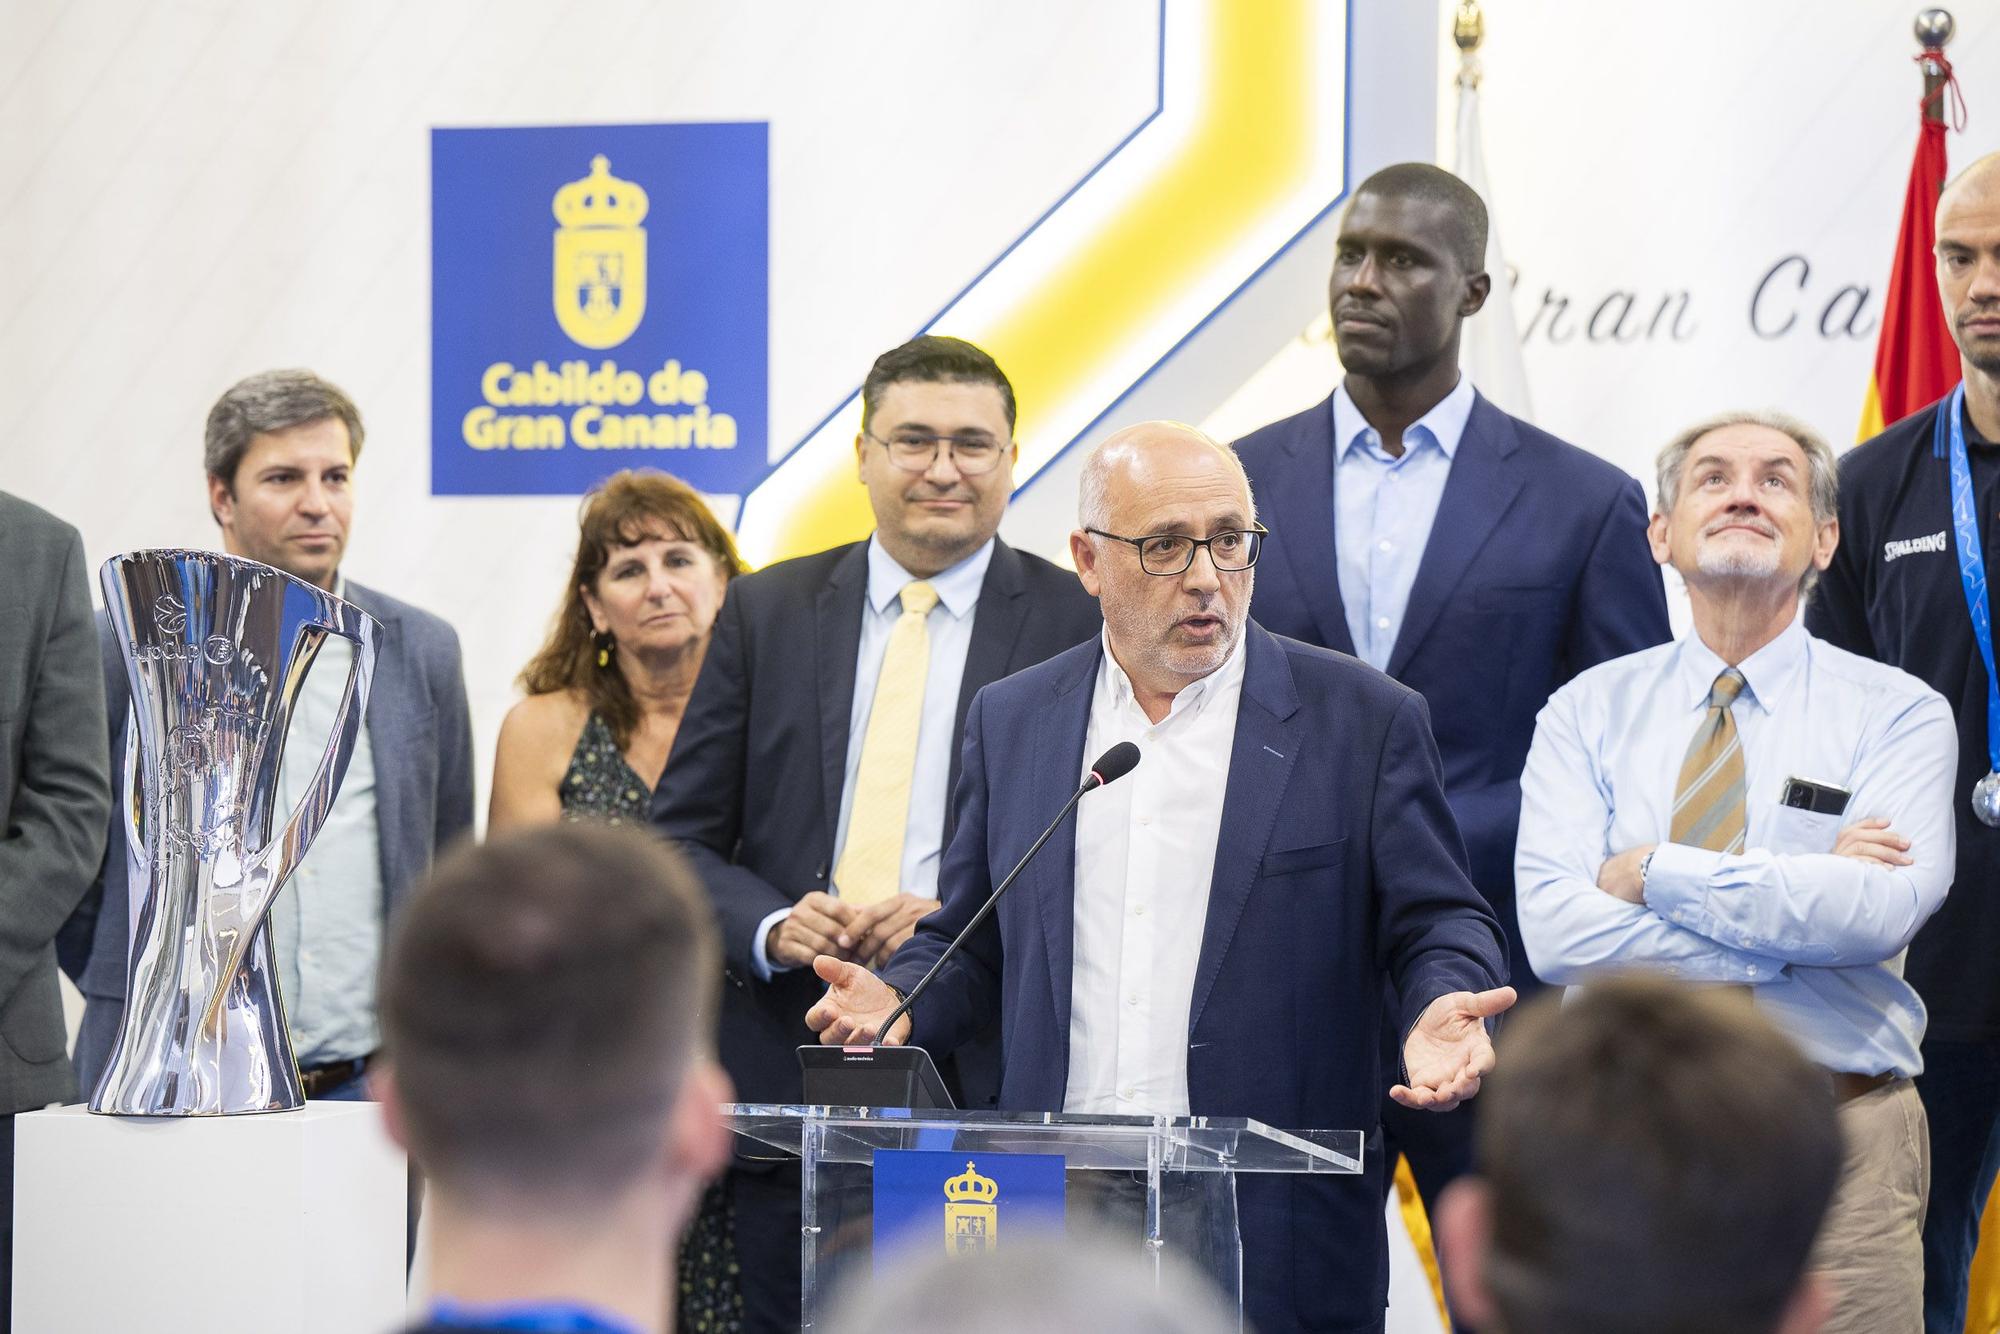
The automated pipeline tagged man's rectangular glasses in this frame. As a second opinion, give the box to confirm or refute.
[864,429,1008,476]
[1085,525,1267,576]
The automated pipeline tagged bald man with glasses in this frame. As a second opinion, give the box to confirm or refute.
[810,421,1513,1334]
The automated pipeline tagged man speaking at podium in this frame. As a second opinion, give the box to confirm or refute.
[809,423,1514,1334]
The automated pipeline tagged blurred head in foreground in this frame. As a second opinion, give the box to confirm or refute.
[1436,977,1842,1334]
[826,1232,1236,1334]
[377,824,730,1333]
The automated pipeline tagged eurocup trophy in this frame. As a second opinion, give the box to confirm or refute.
[90,551,379,1116]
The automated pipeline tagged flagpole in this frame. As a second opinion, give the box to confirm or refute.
[1445,0,1534,420]
[1917,8,1954,124]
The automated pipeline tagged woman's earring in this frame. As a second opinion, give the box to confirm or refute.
[594,629,615,668]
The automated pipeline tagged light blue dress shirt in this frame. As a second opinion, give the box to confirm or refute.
[269,578,385,1066]
[752,536,994,978]
[1331,375,1476,670]
[1516,619,1957,1077]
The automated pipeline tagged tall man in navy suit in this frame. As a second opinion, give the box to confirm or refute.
[810,423,1514,1334]
[1233,163,1669,1227]
[654,336,1101,1331]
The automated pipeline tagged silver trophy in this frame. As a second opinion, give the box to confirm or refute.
[91,550,379,1116]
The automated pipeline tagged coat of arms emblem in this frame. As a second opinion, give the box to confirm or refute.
[943,1160,1000,1254]
[552,154,648,349]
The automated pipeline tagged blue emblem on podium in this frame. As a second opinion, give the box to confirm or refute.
[872,1149,1065,1271]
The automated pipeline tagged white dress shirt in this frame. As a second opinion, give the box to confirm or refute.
[1331,375,1475,670]
[1516,619,1957,1077]
[268,578,385,1066]
[1064,629,1247,1116]
[752,536,994,978]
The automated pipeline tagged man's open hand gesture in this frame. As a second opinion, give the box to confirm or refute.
[1392,986,1518,1111]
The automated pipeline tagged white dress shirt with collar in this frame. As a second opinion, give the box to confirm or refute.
[1516,618,1957,1077]
[751,535,995,979]
[268,575,385,1067]
[1331,374,1476,670]
[1064,628,1247,1116]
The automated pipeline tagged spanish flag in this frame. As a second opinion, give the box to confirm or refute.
[1857,82,1958,441]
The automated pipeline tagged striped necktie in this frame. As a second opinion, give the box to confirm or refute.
[1671,668,1748,854]
[833,580,941,907]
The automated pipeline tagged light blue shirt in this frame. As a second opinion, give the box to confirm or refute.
[269,578,384,1066]
[1331,376,1475,670]
[1516,619,1958,1077]
[752,536,994,978]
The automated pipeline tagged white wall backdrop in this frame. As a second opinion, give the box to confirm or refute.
[1456,0,2000,486]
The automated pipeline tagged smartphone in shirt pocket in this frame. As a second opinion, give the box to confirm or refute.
[1770,776,1851,854]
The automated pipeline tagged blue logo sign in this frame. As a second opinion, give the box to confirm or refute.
[431,122,768,496]
[872,1150,1065,1271]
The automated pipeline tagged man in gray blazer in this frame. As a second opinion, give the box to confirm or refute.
[0,491,111,1325]
[61,370,474,1104]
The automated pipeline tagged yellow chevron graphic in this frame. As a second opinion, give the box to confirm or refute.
[737,0,1349,566]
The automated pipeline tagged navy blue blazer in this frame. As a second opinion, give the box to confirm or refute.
[59,580,476,1090]
[880,624,1507,1334]
[1235,391,1668,984]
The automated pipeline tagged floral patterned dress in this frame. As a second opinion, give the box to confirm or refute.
[560,711,742,1333]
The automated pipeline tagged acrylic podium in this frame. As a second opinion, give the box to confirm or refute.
[723,1104,1364,1330]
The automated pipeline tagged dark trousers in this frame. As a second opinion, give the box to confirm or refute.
[731,1162,802,1333]
[1916,1037,2000,1334]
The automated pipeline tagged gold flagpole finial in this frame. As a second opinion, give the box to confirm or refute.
[1454,1,1485,54]
[1454,0,1485,89]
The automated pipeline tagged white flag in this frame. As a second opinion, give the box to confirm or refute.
[1452,61,1533,421]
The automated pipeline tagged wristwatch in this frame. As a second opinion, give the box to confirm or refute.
[1639,849,1656,895]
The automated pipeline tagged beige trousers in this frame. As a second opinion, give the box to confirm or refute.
[1811,1077,1929,1334]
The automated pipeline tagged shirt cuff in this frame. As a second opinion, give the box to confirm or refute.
[1641,841,1779,984]
[751,906,796,982]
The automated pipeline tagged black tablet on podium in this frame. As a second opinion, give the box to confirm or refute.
[797,1044,956,1110]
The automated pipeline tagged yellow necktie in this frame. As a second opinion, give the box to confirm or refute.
[834,581,940,906]
[1671,668,1748,854]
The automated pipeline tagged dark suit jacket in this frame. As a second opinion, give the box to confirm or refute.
[0,494,111,1113]
[60,578,475,1091]
[880,624,1507,1334]
[1235,391,1668,984]
[653,537,1101,1111]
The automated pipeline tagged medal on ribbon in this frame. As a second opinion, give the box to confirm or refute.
[1938,384,2000,828]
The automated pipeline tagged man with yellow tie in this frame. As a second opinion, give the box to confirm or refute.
[1514,410,1957,1334]
[653,335,1101,1333]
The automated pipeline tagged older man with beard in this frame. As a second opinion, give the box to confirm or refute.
[1518,411,1957,1333]
[808,421,1514,1334]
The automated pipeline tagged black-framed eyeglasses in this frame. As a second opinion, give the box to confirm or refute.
[863,428,1010,476]
[1085,524,1268,576]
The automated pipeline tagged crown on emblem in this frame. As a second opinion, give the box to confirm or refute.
[943,1161,999,1204]
[552,155,649,229]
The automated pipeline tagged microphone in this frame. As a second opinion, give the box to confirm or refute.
[869,741,1141,1045]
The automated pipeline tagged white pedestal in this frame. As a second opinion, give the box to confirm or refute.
[14,1101,407,1334]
